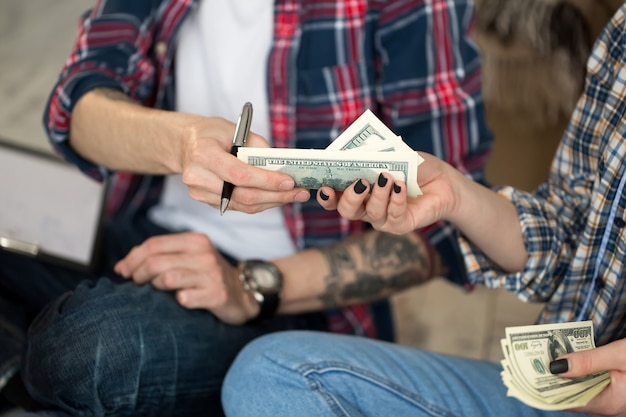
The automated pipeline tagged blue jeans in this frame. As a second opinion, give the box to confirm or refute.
[23,279,326,416]
[0,212,327,416]
[223,331,589,417]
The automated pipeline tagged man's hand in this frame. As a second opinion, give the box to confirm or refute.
[114,232,259,325]
[70,90,310,214]
[553,338,626,417]
[179,117,311,213]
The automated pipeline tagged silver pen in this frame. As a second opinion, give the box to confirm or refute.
[220,102,253,215]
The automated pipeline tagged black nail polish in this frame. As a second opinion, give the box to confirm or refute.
[549,358,569,374]
[319,190,329,201]
[354,180,367,194]
[377,173,388,187]
[393,183,401,193]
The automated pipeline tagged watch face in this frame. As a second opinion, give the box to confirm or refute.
[246,261,282,293]
[242,260,282,322]
[254,267,279,289]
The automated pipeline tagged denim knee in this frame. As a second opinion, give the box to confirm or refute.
[21,279,197,416]
[223,331,367,417]
[20,278,292,417]
[223,331,312,406]
[223,333,288,415]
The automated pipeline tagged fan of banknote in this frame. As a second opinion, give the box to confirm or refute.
[500,321,610,410]
[237,109,423,197]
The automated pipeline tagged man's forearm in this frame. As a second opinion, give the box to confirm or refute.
[275,230,437,314]
[69,87,192,174]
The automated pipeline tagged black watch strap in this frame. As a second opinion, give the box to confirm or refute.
[253,291,280,323]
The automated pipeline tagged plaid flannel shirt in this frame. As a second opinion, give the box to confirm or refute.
[44,0,492,338]
[462,5,626,346]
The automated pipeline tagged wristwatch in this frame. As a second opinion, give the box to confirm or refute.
[239,259,283,323]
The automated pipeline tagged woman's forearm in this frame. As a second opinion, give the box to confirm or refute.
[449,172,528,272]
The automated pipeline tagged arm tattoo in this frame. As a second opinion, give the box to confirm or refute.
[317,232,433,309]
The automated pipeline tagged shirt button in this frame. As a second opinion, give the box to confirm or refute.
[614,217,626,228]
[595,278,605,290]
[155,41,168,58]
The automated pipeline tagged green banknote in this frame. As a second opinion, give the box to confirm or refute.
[237,147,420,197]
[500,321,610,410]
[326,109,414,154]
[238,109,423,195]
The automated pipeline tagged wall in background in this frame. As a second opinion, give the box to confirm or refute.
[0,0,89,153]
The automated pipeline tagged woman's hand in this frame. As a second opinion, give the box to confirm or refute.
[552,338,626,417]
[316,152,459,234]
[317,151,529,272]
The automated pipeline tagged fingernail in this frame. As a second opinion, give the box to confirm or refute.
[279,179,295,191]
[295,190,311,202]
[393,183,401,193]
[377,173,388,187]
[354,179,367,194]
[319,190,329,201]
[549,359,569,374]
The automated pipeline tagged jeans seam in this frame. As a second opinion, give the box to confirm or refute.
[303,375,353,417]
[293,360,459,417]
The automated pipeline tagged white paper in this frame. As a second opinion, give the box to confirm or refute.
[0,142,106,267]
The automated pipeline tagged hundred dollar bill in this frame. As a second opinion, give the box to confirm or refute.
[502,351,610,411]
[500,321,610,410]
[237,147,421,197]
[501,340,609,410]
[328,110,401,150]
[328,109,419,156]
[328,109,425,167]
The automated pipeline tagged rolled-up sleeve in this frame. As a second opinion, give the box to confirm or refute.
[42,2,158,181]
[461,175,592,302]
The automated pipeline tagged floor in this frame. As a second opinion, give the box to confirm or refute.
[1,0,565,414]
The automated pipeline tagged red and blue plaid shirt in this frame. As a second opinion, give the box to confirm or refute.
[44,0,492,338]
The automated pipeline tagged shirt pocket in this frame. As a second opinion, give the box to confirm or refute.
[296,62,376,147]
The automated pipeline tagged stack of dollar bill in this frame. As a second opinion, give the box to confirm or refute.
[500,321,610,410]
[237,109,423,197]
